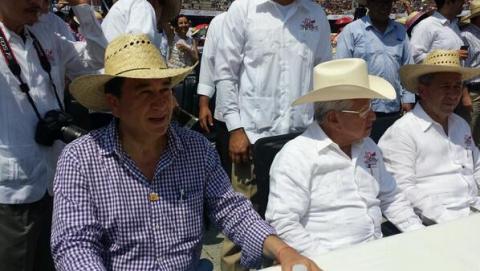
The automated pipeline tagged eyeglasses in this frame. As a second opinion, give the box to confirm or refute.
[340,104,372,119]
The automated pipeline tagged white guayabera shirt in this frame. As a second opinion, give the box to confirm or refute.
[214,0,332,143]
[265,122,424,257]
[379,104,480,223]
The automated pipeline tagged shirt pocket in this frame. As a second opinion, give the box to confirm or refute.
[175,190,204,240]
[0,145,44,183]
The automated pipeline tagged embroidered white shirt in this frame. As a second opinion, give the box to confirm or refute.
[265,122,423,257]
[410,11,464,63]
[0,5,106,204]
[101,0,163,48]
[378,104,480,223]
[214,0,332,143]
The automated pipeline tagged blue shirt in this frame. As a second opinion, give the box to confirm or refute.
[51,121,274,271]
[336,16,415,113]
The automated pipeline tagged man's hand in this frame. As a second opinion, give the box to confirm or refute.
[401,103,414,113]
[229,128,250,164]
[458,49,469,60]
[198,96,213,133]
[263,235,322,271]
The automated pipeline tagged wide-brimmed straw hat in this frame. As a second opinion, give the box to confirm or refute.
[293,59,396,105]
[70,34,194,112]
[461,0,480,22]
[400,50,480,92]
[160,0,182,22]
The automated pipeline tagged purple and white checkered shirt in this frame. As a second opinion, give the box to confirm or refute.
[51,121,275,271]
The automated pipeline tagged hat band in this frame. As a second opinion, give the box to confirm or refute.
[115,67,152,76]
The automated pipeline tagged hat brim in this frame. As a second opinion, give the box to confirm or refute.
[160,0,182,22]
[292,75,396,105]
[400,64,480,93]
[462,11,480,22]
[70,65,194,112]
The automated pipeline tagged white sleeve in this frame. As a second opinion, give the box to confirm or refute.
[197,20,217,98]
[410,22,433,64]
[214,1,246,131]
[314,9,332,65]
[378,127,452,223]
[375,154,424,231]
[60,5,107,80]
[101,0,161,47]
[265,145,320,257]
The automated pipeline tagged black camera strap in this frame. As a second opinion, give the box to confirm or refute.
[0,26,64,120]
[0,27,42,120]
[28,30,64,112]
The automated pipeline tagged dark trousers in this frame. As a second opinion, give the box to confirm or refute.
[0,194,55,271]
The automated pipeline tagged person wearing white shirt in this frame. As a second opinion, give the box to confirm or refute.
[214,0,332,269]
[410,0,466,64]
[0,0,107,270]
[265,58,424,258]
[379,50,480,224]
[196,13,231,176]
[101,0,180,48]
[197,12,225,132]
[410,0,473,125]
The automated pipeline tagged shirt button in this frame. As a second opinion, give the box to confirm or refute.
[148,192,160,202]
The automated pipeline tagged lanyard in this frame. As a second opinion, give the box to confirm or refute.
[0,26,63,120]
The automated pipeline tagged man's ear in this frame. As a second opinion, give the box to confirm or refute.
[326,110,342,129]
[105,93,121,117]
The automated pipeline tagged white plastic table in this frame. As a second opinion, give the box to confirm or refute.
[261,214,480,271]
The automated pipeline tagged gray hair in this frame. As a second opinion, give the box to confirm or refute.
[314,100,352,125]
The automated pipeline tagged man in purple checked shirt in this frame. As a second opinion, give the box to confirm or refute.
[50,34,322,271]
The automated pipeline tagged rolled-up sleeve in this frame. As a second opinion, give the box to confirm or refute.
[214,2,246,132]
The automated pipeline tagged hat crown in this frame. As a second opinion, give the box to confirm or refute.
[422,50,461,68]
[104,34,167,76]
[313,58,370,90]
[471,0,480,11]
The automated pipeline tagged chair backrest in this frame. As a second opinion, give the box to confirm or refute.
[369,115,401,143]
[251,132,301,218]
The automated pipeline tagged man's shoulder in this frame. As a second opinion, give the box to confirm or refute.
[62,127,108,158]
[171,124,212,150]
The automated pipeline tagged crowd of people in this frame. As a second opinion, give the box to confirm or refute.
[1,0,480,271]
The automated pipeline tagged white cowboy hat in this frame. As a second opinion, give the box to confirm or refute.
[400,50,480,92]
[462,0,480,22]
[292,58,396,105]
[70,34,195,112]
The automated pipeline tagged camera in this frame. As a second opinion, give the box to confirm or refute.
[35,110,87,146]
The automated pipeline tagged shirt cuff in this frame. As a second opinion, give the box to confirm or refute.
[239,220,276,269]
[224,113,243,132]
[197,83,215,98]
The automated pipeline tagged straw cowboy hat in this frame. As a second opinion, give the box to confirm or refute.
[293,58,396,105]
[462,0,480,22]
[70,34,194,112]
[400,50,480,92]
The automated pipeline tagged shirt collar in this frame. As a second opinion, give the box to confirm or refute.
[363,16,397,35]
[412,103,454,132]
[99,119,184,159]
[432,11,458,25]
[304,122,365,154]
